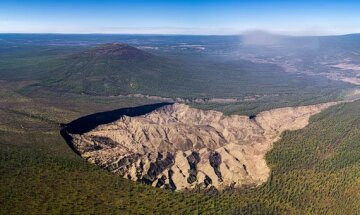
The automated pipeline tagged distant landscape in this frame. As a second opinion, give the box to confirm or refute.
[0,34,357,114]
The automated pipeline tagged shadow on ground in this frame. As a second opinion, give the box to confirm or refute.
[60,102,173,154]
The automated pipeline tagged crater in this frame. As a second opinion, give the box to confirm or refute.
[61,102,337,191]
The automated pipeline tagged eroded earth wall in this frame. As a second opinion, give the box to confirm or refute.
[69,102,337,191]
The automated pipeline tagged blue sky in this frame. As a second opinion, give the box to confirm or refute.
[0,0,359,35]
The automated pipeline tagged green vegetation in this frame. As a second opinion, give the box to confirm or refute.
[1,35,360,214]
[0,43,353,120]
[192,88,349,115]
[0,40,352,108]
[1,81,360,214]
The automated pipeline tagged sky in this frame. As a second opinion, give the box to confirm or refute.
[0,0,359,35]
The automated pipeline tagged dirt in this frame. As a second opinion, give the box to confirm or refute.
[70,102,338,191]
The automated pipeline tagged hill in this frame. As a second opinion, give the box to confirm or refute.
[76,43,152,59]
[36,43,184,95]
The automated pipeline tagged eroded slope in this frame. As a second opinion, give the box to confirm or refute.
[69,102,337,191]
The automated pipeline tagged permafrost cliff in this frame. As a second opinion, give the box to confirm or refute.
[69,102,337,191]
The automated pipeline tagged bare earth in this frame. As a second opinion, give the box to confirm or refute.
[69,101,339,191]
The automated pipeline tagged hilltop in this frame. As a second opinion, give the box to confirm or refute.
[76,43,152,59]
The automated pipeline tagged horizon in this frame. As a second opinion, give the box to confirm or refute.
[1,31,360,37]
[1,0,360,36]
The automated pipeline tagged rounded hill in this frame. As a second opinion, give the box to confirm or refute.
[76,43,152,60]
